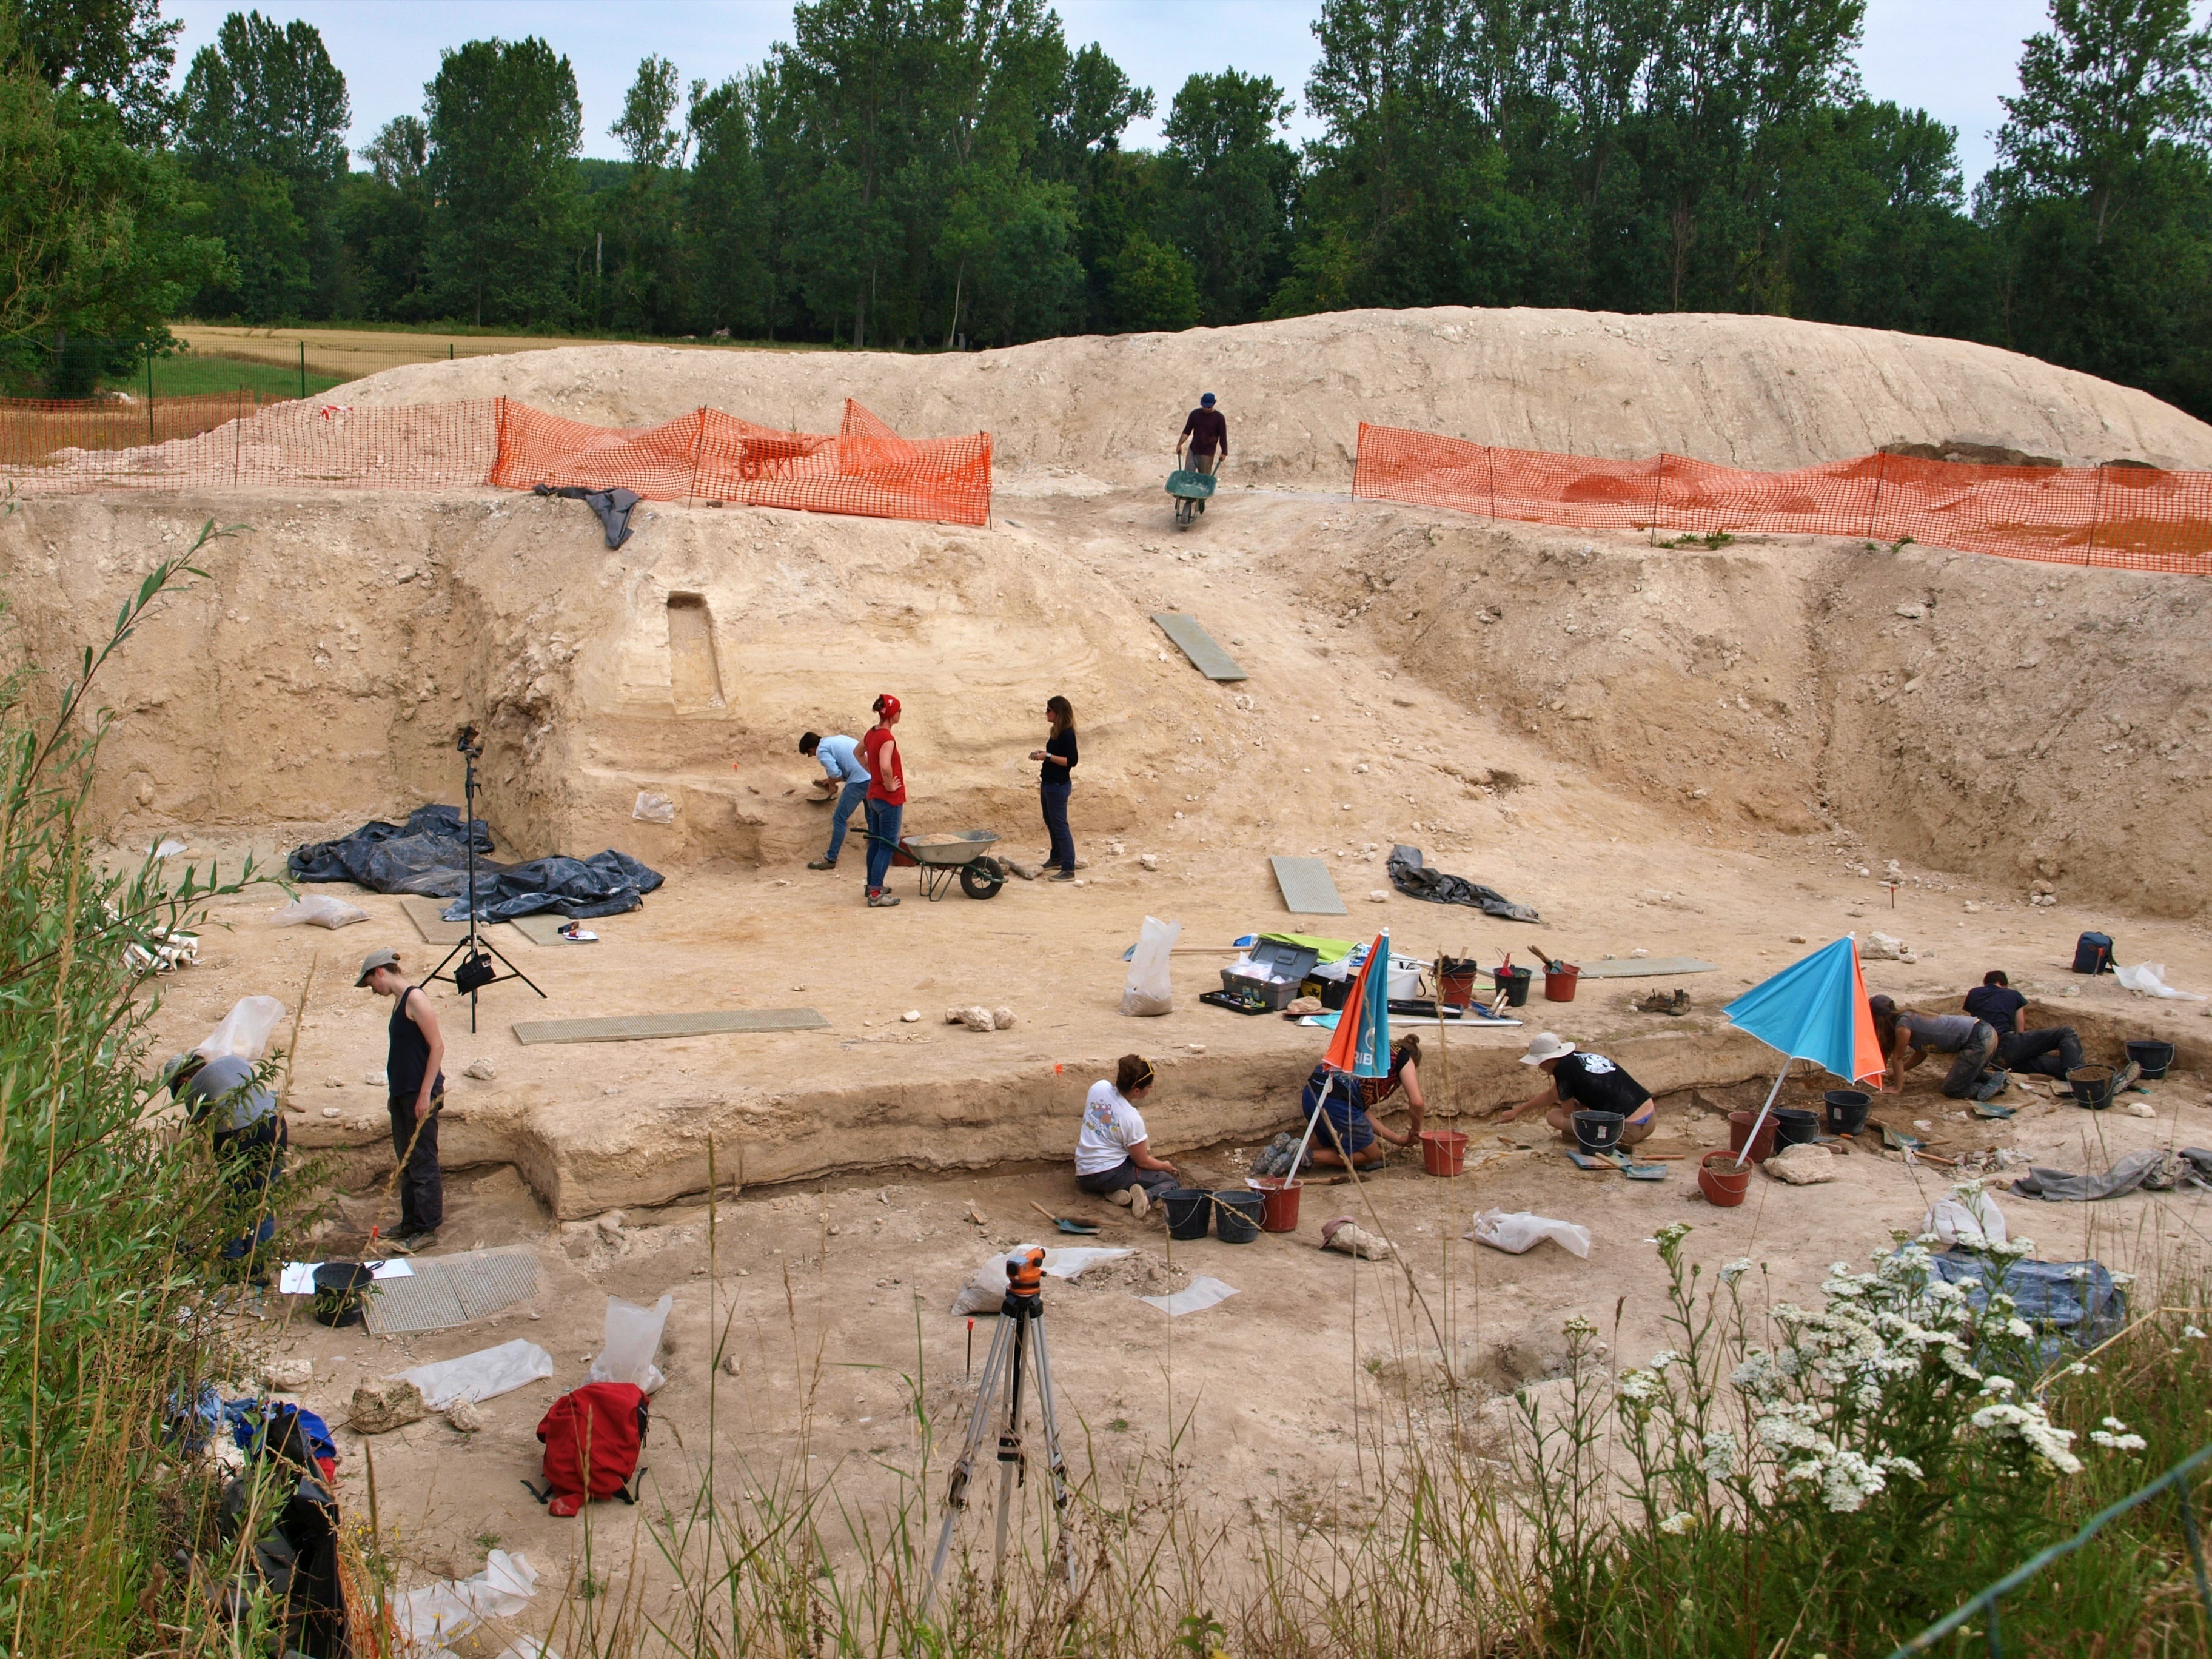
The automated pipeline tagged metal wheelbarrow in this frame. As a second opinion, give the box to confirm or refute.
[1167,463,1217,529]
[899,830,1006,901]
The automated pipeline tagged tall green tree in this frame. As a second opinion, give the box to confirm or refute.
[423,36,585,326]
[1161,69,1299,323]
[341,114,433,319]
[16,0,178,141]
[688,75,774,334]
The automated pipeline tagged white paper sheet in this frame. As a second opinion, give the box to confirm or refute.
[1137,1275,1239,1316]
[278,1258,412,1295]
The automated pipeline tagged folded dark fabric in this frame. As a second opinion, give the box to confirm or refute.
[1386,844,1540,923]
[289,805,663,922]
[2009,1147,2209,1201]
[534,483,643,549]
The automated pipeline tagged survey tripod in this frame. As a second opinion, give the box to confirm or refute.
[922,1245,1077,1615]
[427,725,545,1033]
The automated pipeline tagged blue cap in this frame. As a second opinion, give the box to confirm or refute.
[1200,392,1216,406]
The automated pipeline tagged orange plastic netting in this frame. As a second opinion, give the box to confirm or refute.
[1353,421,2212,575]
[1,395,993,527]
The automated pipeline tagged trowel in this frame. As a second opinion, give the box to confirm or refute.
[1028,1201,1100,1235]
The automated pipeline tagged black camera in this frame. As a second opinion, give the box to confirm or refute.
[454,723,483,758]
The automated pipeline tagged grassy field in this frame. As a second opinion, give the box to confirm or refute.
[118,349,346,399]
[167,321,820,391]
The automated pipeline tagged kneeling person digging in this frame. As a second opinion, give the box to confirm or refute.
[1297,1035,1427,1169]
[1074,1055,1179,1217]
[1493,1032,1657,1145]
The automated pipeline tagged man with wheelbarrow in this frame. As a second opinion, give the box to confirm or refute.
[1175,394,1228,515]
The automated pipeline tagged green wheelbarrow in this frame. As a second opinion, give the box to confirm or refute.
[1167,463,1217,529]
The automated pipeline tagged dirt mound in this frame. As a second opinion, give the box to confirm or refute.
[342,307,2212,478]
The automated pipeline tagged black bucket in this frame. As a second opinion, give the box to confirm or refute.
[2125,1040,2175,1081]
[2068,1065,2116,1111]
[1774,1107,1821,1148]
[1823,1090,1872,1136]
[1161,1188,1211,1241]
[1572,1110,1624,1153]
[1493,965,1532,1007]
[312,1262,374,1327]
[1212,1190,1263,1244]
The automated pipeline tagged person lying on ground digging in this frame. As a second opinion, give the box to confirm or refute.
[1074,1054,1179,1217]
[1962,969,2086,1084]
[1297,1034,1427,1169]
[799,729,871,871]
[1492,1031,1656,1145]
[163,1051,288,1267]
[1870,994,2000,1099]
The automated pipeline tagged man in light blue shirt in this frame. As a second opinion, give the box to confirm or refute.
[800,731,871,869]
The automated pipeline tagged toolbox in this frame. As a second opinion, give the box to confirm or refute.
[1219,940,1321,1011]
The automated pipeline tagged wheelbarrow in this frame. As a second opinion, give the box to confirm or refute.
[899,830,1006,901]
[1166,463,1217,529]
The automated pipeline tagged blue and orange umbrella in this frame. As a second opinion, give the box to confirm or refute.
[1285,931,1392,1174]
[1722,935,1885,1167]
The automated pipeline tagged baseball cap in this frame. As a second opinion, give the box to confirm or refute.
[356,948,401,986]
[1199,392,1216,406]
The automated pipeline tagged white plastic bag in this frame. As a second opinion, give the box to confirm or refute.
[271,894,368,930]
[1121,915,1181,1017]
[950,1245,1133,1315]
[392,1549,538,1652]
[1921,1190,2008,1249]
[1137,1275,1238,1316]
[632,791,676,824]
[588,1294,672,1393]
[195,996,287,1063]
[1467,1208,1592,1259]
[2113,961,2207,1002]
[400,1339,555,1410]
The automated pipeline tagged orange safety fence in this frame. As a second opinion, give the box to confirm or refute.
[0,395,993,527]
[0,390,293,467]
[1353,421,2212,576]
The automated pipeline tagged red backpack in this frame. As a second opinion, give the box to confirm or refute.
[527,1383,648,1517]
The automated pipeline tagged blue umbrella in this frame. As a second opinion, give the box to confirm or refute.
[1287,932,1393,1174]
[1723,936,1884,1167]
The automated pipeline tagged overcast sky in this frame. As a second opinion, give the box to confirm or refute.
[161,1,2070,184]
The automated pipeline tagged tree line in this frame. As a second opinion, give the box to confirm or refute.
[5,0,2212,422]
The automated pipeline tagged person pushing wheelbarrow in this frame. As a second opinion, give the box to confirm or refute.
[1168,393,1228,530]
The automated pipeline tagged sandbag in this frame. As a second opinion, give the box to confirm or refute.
[195,996,287,1064]
[270,895,368,930]
[1122,915,1181,1017]
[1467,1208,1591,1258]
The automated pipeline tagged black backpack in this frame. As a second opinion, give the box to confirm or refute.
[2072,933,2114,975]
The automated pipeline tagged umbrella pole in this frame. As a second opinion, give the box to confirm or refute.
[1732,1062,1793,1170]
[1287,1091,1324,1176]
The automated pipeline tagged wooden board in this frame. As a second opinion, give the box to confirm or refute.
[512,1008,830,1045]
[1269,856,1347,916]
[510,912,589,947]
[1150,612,1248,682]
[398,894,472,945]
[1577,956,1720,979]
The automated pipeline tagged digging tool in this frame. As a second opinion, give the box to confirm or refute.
[1028,1201,1100,1236]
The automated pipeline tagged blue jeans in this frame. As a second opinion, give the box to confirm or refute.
[1041,781,1074,874]
[825,778,870,863]
[864,799,903,894]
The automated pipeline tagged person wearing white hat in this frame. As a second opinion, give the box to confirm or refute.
[1494,1032,1657,1145]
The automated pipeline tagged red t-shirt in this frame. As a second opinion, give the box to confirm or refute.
[862,726,906,803]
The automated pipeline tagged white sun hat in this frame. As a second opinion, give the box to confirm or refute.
[1520,1032,1576,1065]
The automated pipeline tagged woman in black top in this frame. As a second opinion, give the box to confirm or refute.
[1029,695,1079,880]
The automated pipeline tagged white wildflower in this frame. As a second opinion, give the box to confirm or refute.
[2090,1417,2147,1453]
[1615,1368,1663,1405]
[1720,1258,1752,1285]
[1877,1454,1925,1481]
[2006,1318,2033,1339]
[2110,1270,2135,1287]
[1657,1511,1695,1536]
[2185,1326,2207,1341]
[1700,1430,1738,1481]
[1654,1221,1694,1254]
[1969,1398,2081,1475]
[1647,1349,1682,1372]
[1564,1314,1597,1338]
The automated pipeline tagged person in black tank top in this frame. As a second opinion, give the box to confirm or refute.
[358,948,446,1244]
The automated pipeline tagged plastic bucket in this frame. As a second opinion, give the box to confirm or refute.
[1438,959,1480,1008]
[1699,1151,1751,1207]
[1544,963,1581,1003]
[1572,1110,1624,1153]
[1162,1188,1212,1239]
[1823,1089,1872,1136]
[312,1262,374,1327]
[1728,1110,1778,1163]
[1774,1107,1821,1148]
[1247,1176,1302,1232]
[1493,965,1532,1007]
[1213,1190,1264,1244]
[1419,1129,1469,1175]
[2068,1065,2116,1111]
[2125,1040,2175,1081]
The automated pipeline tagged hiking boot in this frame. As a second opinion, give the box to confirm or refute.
[1050,870,1076,882]
[1128,1186,1151,1220]
[807,857,837,870]
[867,891,900,907]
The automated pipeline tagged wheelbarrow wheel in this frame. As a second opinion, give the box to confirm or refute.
[959,862,1005,900]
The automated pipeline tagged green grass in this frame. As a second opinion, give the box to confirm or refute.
[104,352,343,400]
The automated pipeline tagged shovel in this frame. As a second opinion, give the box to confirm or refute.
[1028,1201,1100,1236]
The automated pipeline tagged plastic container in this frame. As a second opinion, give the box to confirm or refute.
[1823,1089,1872,1136]
[1543,962,1581,1003]
[1247,1176,1302,1232]
[1774,1107,1821,1148]
[1387,957,1425,1001]
[2067,1065,2116,1111]
[1161,1188,1212,1239]
[1212,1190,1264,1244]
[1699,1150,1751,1207]
[1728,1110,1778,1163]
[1493,965,1532,1007]
[2125,1039,2175,1080]
[1572,1110,1624,1153]
[312,1262,374,1328]
[1419,1129,1469,1175]
[1438,958,1480,1009]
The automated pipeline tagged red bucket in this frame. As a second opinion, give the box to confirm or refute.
[1728,1110,1777,1163]
[1247,1176,1302,1232]
[1543,962,1580,1002]
[1698,1150,1751,1207]
[1419,1130,1469,1176]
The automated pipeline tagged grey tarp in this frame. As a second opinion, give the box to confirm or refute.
[1925,1253,2127,1364]
[2009,1146,2212,1201]
[288,805,663,923]
[1387,845,1540,923]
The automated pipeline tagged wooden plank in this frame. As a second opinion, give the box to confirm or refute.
[398,894,472,945]
[1576,957,1720,979]
[511,912,586,947]
[1151,612,1248,682]
[512,1008,830,1045]
[1270,856,1347,916]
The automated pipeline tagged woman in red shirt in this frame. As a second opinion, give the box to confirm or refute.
[860,694,907,907]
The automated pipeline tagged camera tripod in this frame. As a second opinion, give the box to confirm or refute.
[427,725,545,1033]
[921,1246,1077,1614]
